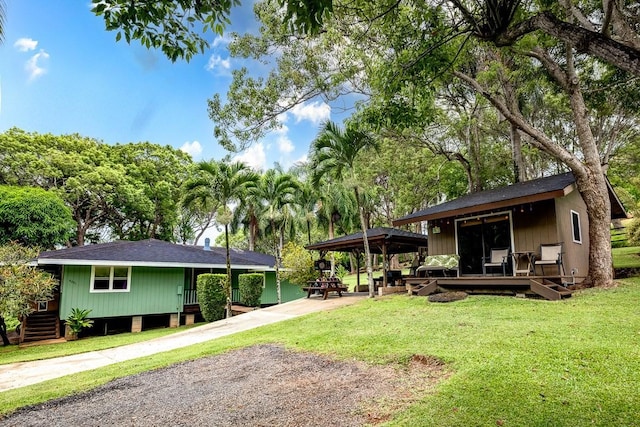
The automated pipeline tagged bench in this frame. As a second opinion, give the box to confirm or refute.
[415,254,459,277]
[304,280,348,300]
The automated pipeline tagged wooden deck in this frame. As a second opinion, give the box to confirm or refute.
[404,275,574,301]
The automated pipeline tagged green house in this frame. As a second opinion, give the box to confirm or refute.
[24,239,305,342]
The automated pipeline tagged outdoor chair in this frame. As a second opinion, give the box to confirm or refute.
[482,248,510,276]
[533,243,564,275]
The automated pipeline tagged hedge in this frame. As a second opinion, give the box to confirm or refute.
[196,273,227,322]
[239,273,263,307]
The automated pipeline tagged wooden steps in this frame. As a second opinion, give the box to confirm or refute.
[405,279,438,296]
[21,312,59,342]
[529,279,573,301]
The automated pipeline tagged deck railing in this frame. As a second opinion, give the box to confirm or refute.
[183,288,199,305]
[183,288,241,305]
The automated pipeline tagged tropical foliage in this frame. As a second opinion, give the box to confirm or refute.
[65,308,94,335]
[0,243,58,320]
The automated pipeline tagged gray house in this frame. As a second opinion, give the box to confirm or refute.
[394,172,627,281]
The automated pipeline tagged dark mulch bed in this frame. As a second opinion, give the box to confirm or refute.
[428,292,469,303]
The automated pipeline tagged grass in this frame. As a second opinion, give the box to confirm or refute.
[2,278,640,425]
[0,323,203,365]
[612,245,640,268]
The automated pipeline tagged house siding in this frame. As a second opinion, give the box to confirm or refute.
[428,222,456,256]
[555,190,589,277]
[260,271,306,305]
[512,199,558,253]
[60,265,184,319]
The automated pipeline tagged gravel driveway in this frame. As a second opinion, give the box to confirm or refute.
[0,344,444,426]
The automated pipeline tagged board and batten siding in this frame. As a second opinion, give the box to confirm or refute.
[59,265,184,319]
[554,190,589,277]
[260,271,306,305]
[428,222,456,256]
[511,199,558,254]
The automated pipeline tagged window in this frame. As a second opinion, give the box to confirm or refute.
[91,266,131,292]
[37,301,48,311]
[571,210,582,244]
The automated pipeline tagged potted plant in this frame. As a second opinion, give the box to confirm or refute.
[65,308,94,341]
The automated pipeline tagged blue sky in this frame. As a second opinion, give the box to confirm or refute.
[0,1,339,171]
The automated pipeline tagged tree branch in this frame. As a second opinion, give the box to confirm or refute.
[487,11,640,76]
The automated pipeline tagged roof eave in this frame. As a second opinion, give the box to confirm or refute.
[36,259,275,271]
[393,188,570,226]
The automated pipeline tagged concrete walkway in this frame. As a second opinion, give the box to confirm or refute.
[0,293,367,392]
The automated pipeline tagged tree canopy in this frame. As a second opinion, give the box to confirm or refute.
[0,186,74,249]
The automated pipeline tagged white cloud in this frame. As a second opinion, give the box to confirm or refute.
[206,54,231,74]
[180,140,203,159]
[212,34,233,48]
[234,143,267,171]
[277,135,294,154]
[289,101,331,125]
[25,50,50,81]
[14,38,38,52]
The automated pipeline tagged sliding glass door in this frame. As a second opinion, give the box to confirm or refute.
[456,213,513,275]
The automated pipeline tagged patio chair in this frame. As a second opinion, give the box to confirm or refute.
[533,243,564,275]
[482,248,510,276]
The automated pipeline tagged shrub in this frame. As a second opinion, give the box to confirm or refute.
[197,274,227,322]
[281,241,316,286]
[66,308,94,334]
[626,218,640,246]
[239,273,263,307]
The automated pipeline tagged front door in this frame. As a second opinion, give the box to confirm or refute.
[456,213,512,275]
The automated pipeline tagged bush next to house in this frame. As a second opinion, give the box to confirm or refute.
[281,241,315,286]
[239,273,263,307]
[197,274,226,322]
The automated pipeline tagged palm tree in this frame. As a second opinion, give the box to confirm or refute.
[310,120,379,297]
[184,160,259,318]
[258,169,300,304]
[231,185,263,251]
[315,178,358,275]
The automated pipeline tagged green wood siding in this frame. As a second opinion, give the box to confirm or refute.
[60,265,184,319]
[260,271,306,304]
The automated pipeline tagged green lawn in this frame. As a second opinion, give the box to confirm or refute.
[2,278,640,425]
[612,245,640,268]
[0,323,203,365]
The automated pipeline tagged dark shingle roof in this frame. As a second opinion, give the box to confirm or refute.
[38,239,276,269]
[393,172,627,225]
[393,173,577,225]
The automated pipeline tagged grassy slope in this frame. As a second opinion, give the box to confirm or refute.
[2,279,640,426]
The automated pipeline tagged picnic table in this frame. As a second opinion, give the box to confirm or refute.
[304,280,348,300]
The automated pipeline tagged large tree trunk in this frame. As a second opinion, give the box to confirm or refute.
[574,171,612,286]
[453,55,614,286]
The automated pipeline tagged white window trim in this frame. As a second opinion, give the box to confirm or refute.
[90,266,132,293]
[571,210,582,244]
